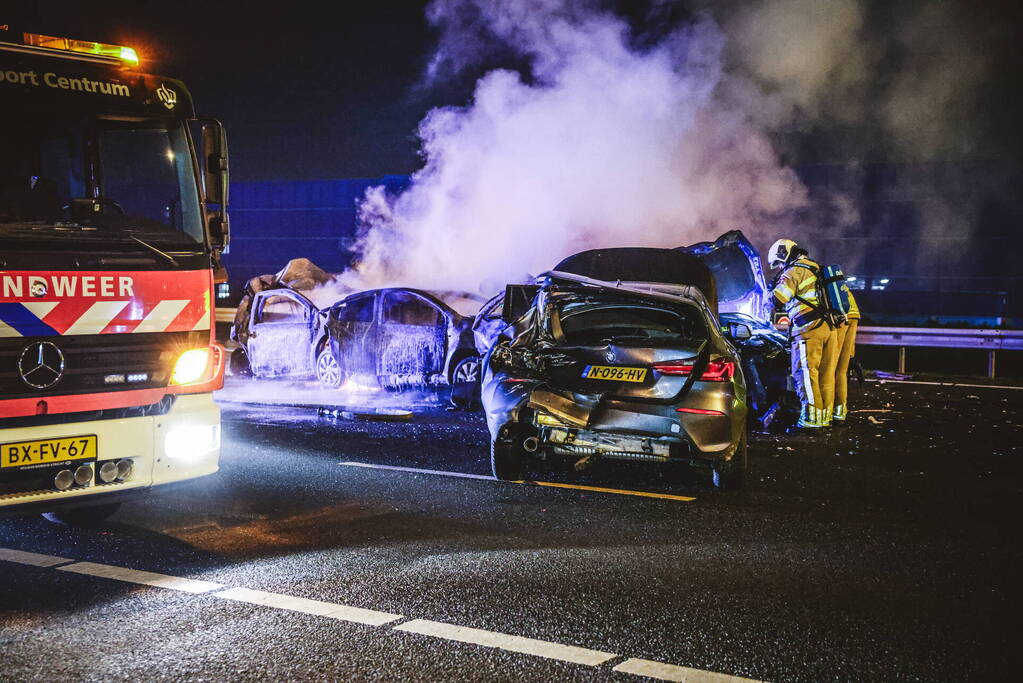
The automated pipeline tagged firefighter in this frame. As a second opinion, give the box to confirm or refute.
[768,239,839,430]
[832,284,860,423]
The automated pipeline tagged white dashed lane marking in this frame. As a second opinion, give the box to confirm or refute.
[57,561,224,593]
[215,586,402,626]
[340,461,495,480]
[394,618,617,667]
[0,547,73,567]
[614,657,760,682]
[0,548,761,681]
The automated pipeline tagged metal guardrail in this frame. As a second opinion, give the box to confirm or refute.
[215,307,237,324]
[215,307,1019,378]
[857,326,1023,377]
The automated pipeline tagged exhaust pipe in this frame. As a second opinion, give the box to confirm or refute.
[522,436,540,452]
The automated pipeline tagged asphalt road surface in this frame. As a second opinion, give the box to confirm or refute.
[2,378,1020,681]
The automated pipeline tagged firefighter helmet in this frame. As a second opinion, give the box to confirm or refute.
[768,238,799,270]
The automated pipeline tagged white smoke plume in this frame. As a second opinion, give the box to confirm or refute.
[343,0,1003,296]
[343,0,814,294]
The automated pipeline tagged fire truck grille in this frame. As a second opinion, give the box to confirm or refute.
[0,331,207,400]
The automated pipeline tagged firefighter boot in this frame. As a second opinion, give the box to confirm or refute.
[796,405,823,430]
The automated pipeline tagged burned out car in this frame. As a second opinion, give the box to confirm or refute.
[231,286,332,380]
[482,250,750,489]
[229,258,342,381]
[322,288,483,395]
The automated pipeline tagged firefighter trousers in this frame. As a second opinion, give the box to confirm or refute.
[833,319,859,420]
[791,322,838,427]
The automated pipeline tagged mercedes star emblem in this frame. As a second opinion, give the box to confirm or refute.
[18,341,65,389]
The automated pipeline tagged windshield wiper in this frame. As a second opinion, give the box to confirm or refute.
[130,235,179,267]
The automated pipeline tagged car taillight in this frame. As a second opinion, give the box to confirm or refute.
[676,407,726,416]
[652,359,735,381]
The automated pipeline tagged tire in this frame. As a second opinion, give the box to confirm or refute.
[490,438,526,481]
[449,355,482,409]
[712,428,748,490]
[229,347,251,377]
[43,502,121,526]
[315,343,344,388]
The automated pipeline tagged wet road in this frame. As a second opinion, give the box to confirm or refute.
[1,379,1020,681]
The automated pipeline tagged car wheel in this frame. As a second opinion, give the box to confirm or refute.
[712,429,747,490]
[449,356,482,409]
[43,502,121,526]
[490,438,526,481]
[229,347,251,377]
[315,345,344,388]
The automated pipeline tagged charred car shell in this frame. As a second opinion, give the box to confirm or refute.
[323,287,482,394]
[482,263,749,489]
[231,286,330,380]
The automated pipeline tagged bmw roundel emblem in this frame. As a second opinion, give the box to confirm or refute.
[18,341,66,389]
[605,349,616,363]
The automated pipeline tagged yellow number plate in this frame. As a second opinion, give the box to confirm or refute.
[582,365,648,382]
[1,435,97,470]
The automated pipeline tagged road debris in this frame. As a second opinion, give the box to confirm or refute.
[875,371,913,381]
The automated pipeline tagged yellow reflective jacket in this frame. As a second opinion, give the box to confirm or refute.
[844,286,860,320]
[772,257,824,334]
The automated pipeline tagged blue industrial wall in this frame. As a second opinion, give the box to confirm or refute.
[221,175,408,302]
[221,161,1019,323]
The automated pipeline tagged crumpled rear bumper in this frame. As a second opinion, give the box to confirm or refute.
[482,370,745,462]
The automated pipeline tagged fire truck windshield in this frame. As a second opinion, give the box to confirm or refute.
[0,112,204,248]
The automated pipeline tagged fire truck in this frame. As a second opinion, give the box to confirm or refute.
[1,27,230,522]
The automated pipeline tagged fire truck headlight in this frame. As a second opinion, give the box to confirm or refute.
[165,424,220,460]
[171,348,210,385]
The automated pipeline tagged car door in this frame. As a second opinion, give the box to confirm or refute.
[377,291,446,385]
[246,290,317,378]
[329,292,378,380]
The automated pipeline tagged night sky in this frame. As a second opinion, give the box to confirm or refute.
[6,1,1022,183]
[8,2,441,181]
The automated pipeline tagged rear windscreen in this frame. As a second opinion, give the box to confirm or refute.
[556,302,704,345]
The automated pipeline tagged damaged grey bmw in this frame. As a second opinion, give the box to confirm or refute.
[481,248,750,490]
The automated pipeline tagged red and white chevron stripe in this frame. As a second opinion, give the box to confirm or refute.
[0,270,212,338]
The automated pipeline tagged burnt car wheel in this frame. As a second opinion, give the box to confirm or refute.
[43,502,121,526]
[712,429,747,490]
[490,438,526,481]
[229,347,251,377]
[449,356,482,409]
[316,346,344,388]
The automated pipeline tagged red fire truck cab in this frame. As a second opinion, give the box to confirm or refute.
[1,28,230,522]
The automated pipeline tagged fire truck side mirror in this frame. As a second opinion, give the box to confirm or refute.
[200,120,230,251]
